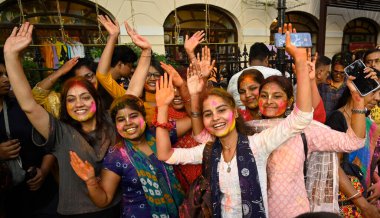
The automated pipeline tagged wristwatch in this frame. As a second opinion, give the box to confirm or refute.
[351,108,368,114]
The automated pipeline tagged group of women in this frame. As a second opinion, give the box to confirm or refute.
[2,15,379,218]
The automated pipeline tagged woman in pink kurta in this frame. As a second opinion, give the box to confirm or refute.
[238,74,367,217]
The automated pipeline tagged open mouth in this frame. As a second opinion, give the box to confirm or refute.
[213,122,226,130]
[173,99,183,104]
[125,127,137,134]
[74,109,87,115]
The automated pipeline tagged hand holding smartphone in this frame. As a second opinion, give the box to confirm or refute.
[274,32,312,48]
[344,59,380,96]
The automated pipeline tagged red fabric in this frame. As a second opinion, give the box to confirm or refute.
[154,106,202,193]
[313,99,326,123]
[238,108,254,121]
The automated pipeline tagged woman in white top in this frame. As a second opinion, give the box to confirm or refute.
[154,24,313,218]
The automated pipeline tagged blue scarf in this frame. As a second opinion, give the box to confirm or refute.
[123,133,184,217]
[210,133,266,218]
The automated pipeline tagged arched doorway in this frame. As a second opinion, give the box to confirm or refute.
[0,0,113,85]
[342,18,378,52]
[0,0,112,45]
[163,4,239,80]
[269,11,319,54]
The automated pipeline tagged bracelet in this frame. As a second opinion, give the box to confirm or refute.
[351,108,367,114]
[191,111,201,118]
[152,120,174,130]
[346,191,362,201]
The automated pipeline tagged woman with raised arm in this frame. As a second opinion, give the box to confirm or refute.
[3,22,122,217]
[70,87,184,218]
[155,24,313,217]
[326,79,380,217]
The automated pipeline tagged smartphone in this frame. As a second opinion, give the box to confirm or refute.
[274,33,312,48]
[344,59,380,96]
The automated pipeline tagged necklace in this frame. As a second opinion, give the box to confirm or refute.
[343,107,352,121]
[225,147,237,173]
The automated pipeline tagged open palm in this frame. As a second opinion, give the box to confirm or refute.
[98,15,120,37]
[69,151,95,182]
[187,63,204,95]
[156,73,174,107]
[125,21,151,50]
[4,22,33,55]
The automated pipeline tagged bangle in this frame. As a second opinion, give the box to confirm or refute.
[352,108,367,114]
[346,191,362,201]
[152,120,174,130]
[191,111,201,118]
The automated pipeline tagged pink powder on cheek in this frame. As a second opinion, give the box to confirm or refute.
[275,101,287,116]
[90,101,96,113]
[139,118,146,132]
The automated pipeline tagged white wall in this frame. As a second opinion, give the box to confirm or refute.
[1,0,379,58]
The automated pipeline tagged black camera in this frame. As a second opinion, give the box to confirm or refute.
[25,167,37,181]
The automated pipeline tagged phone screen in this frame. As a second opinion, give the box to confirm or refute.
[344,59,380,96]
[274,33,312,48]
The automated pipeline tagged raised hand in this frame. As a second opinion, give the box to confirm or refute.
[307,53,317,81]
[156,73,174,107]
[69,151,95,182]
[279,23,307,61]
[98,15,120,37]
[197,46,216,79]
[187,63,204,95]
[160,62,183,87]
[57,57,79,75]
[3,22,33,55]
[184,31,205,54]
[124,21,151,50]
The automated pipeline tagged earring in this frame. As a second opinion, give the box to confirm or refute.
[257,110,262,117]
[285,106,292,117]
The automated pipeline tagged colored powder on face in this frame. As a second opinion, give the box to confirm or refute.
[139,117,146,133]
[83,101,96,120]
[258,99,265,114]
[215,111,236,137]
[275,101,287,116]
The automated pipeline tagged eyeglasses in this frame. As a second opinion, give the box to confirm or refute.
[83,72,95,81]
[365,58,380,66]
[147,72,161,79]
[332,70,345,75]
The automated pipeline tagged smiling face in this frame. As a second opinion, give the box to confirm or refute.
[202,95,237,138]
[144,66,161,92]
[171,88,184,110]
[258,82,290,118]
[115,106,146,141]
[66,85,97,122]
[239,77,260,110]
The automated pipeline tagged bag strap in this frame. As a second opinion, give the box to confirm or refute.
[202,142,213,180]
[301,132,308,181]
[3,101,11,140]
[2,101,22,168]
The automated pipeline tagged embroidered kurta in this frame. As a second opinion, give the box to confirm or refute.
[166,106,313,217]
